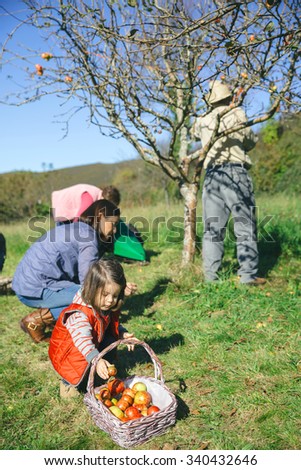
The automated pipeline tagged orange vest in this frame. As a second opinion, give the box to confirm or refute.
[48,303,120,386]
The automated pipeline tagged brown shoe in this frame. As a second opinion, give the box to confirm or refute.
[20,308,55,343]
[59,381,80,399]
[244,277,267,286]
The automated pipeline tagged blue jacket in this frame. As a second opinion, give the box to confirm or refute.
[12,222,106,297]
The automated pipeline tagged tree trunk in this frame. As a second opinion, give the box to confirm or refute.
[180,183,199,266]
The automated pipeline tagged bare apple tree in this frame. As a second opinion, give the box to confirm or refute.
[1,0,300,264]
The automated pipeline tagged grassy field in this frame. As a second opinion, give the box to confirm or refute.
[0,195,300,450]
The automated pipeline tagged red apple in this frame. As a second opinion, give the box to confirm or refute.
[134,391,152,407]
[41,52,53,61]
[147,405,160,415]
[103,399,113,407]
[133,402,148,412]
[98,387,111,401]
[132,382,147,392]
[124,406,142,420]
[117,398,130,412]
[107,378,125,396]
[122,394,134,406]
[123,388,135,399]
[35,64,44,76]
[109,405,124,420]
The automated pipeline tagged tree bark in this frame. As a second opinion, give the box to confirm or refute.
[180,183,199,266]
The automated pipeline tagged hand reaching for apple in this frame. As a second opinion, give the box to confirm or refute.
[119,331,139,351]
[96,359,113,380]
[124,282,137,297]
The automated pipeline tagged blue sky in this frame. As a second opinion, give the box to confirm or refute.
[0,0,135,174]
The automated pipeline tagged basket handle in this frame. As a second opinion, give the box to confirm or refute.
[87,339,164,396]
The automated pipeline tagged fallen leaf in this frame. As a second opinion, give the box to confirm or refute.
[208,310,227,317]
[162,443,177,450]
[256,322,267,328]
[208,365,220,371]
[199,441,210,450]
[267,316,273,323]
[245,378,256,387]
[196,388,214,396]
[233,337,247,344]
[229,407,237,416]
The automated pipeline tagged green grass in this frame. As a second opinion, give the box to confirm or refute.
[0,195,300,450]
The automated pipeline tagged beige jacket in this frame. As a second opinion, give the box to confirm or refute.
[193,106,258,169]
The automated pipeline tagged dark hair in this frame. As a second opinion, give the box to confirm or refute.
[79,199,120,233]
[81,258,126,310]
[102,186,121,206]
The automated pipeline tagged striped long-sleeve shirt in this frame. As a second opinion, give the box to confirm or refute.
[65,310,98,362]
[65,290,127,363]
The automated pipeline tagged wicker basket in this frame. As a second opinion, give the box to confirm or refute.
[84,338,177,448]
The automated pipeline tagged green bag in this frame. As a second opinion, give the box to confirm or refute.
[113,220,146,261]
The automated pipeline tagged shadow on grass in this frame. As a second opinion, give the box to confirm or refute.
[207,225,284,280]
[175,394,190,420]
[257,233,282,277]
[122,277,172,318]
[115,333,185,377]
[145,249,161,262]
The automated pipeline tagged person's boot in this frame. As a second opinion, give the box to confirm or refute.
[20,308,55,343]
[59,381,80,399]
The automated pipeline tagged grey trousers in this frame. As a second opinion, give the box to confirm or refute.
[202,164,258,283]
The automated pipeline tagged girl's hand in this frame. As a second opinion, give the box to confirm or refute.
[96,359,112,380]
[124,282,137,297]
[120,331,139,351]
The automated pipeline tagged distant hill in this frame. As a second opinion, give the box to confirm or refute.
[46,160,141,190]
[0,158,179,222]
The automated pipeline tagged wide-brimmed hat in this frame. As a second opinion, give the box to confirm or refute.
[205,80,232,104]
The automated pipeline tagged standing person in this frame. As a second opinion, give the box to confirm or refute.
[49,258,139,397]
[193,80,266,285]
[51,184,120,224]
[12,200,126,343]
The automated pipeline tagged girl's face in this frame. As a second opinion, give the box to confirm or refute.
[96,281,122,311]
[99,215,119,241]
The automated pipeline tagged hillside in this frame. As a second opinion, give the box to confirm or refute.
[0,113,300,222]
[0,158,178,222]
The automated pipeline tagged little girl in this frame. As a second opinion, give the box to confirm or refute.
[48,258,138,396]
